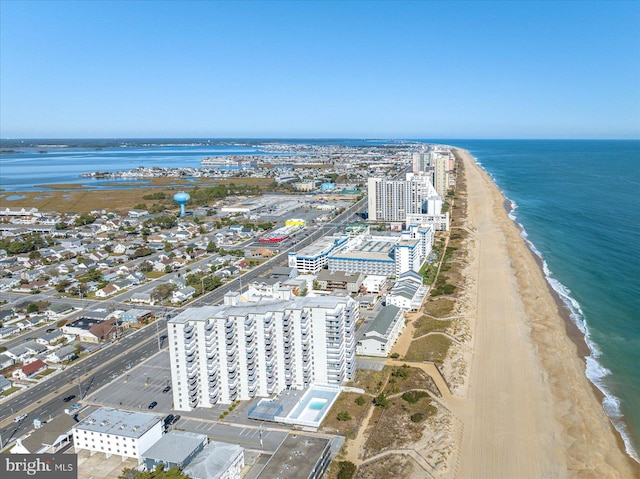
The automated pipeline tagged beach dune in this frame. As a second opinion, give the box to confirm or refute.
[456,148,639,478]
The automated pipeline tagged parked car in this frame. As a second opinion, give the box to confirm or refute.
[46,328,56,333]
[63,395,76,402]
[13,414,27,423]
[162,386,171,393]
[171,414,180,424]
[71,403,82,410]
[164,414,174,425]
[148,401,157,409]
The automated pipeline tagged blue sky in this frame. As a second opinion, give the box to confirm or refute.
[1,1,639,139]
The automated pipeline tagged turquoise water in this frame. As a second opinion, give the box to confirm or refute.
[309,399,328,410]
[445,140,640,462]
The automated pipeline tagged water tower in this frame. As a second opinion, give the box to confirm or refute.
[173,191,190,217]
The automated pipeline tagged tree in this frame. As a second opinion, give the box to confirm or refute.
[152,283,177,302]
[55,279,72,292]
[139,260,153,273]
[26,303,40,314]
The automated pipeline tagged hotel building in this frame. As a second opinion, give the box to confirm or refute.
[367,174,441,223]
[168,295,357,411]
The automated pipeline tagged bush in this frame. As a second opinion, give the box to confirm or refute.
[337,411,351,421]
[401,390,429,404]
[374,393,389,409]
[390,352,400,359]
[391,367,409,379]
[337,461,357,479]
[410,412,427,423]
[355,396,366,406]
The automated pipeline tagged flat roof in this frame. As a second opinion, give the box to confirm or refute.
[257,434,330,479]
[73,407,160,439]
[169,296,353,325]
[183,440,243,479]
[141,430,207,464]
[293,234,346,259]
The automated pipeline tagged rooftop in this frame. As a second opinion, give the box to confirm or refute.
[73,407,161,438]
[141,430,207,464]
[256,434,330,479]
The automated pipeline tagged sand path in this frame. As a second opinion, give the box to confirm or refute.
[457,149,639,478]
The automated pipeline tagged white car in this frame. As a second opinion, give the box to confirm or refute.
[13,414,27,423]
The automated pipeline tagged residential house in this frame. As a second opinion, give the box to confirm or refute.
[12,359,47,380]
[171,286,196,304]
[0,352,15,369]
[130,290,154,305]
[95,284,118,298]
[10,415,76,454]
[46,344,77,363]
[36,331,66,347]
[0,375,13,392]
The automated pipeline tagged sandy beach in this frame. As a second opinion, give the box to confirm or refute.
[455,148,639,478]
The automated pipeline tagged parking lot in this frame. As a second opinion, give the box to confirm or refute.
[88,351,173,412]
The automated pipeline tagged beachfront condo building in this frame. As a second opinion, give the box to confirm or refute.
[367,174,441,223]
[432,151,452,197]
[168,294,357,411]
[412,152,430,174]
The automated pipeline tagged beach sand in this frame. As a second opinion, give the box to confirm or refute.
[455,148,639,478]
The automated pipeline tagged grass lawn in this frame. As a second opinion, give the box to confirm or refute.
[1,386,21,396]
[364,396,438,457]
[412,315,453,338]
[34,368,56,379]
[351,367,390,395]
[405,335,453,364]
[321,392,371,438]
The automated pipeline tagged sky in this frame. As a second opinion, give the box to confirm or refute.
[1,0,639,139]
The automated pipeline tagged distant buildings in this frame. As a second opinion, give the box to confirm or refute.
[168,294,357,410]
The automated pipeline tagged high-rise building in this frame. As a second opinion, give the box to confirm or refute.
[412,152,430,174]
[168,295,357,411]
[368,174,440,222]
[433,154,449,197]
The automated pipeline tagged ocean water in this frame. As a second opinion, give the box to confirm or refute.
[446,140,640,462]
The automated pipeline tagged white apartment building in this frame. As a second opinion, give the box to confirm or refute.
[367,174,441,222]
[72,408,163,462]
[287,234,349,274]
[326,226,433,278]
[168,295,357,411]
[432,151,451,197]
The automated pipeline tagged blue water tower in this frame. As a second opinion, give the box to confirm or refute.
[173,191,190,217]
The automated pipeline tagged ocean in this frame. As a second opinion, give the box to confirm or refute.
[1,138,638,461]
[447,140,640,462]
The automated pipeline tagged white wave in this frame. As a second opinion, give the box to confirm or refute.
[472,156,640,463]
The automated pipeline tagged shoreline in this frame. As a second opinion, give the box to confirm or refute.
[455,147,639,477]
[498,156,639,466]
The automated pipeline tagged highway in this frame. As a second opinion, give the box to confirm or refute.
[0,196,367,449]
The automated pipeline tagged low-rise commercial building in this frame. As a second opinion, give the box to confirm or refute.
[72,408,163,462]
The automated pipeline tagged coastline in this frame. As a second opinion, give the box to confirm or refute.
[454,147,639,477]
